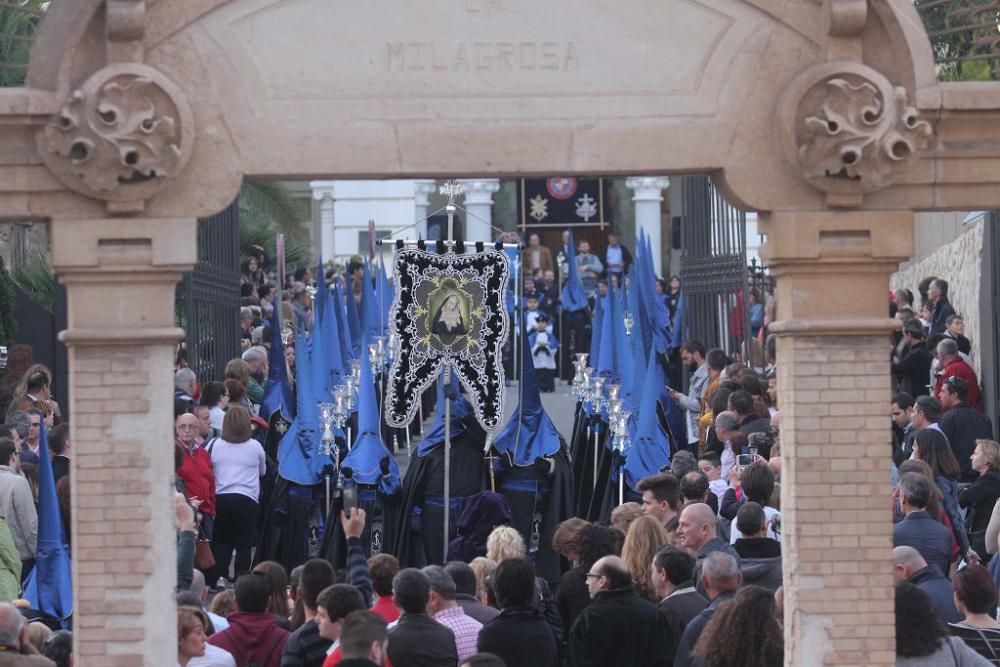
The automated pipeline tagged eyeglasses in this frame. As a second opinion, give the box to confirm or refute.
[584,573,602,579]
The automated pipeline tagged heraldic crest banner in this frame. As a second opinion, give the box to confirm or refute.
[385,246,510,430]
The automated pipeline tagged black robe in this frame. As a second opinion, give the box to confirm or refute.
[320,475,402,568]
[393,425,487,567]
[495,445,575,586]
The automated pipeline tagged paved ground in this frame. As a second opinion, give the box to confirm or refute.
[393,378,579,474]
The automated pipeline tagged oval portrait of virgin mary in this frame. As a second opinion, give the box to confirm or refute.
[431,292,469,338]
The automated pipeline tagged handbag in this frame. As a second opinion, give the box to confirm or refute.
[194,515,215,571]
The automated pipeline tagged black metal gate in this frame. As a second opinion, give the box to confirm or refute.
[980,211,1000,433]
[677,175,753,360]
[178,199,241,382]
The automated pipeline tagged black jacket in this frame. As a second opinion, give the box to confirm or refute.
[893,510,953,579]
[387,613,458,667]
[909,565,961,624]
[734,537,783,591]
[568,586,673,667]
[674,590,737,667]
[959,470,1000,553]
[456,593,499,625]
[892,343,933,397]
[478,605,558,667]
[556,568,591,640]
[931,299,957,336]
[692,538,740,598]
[940,406,994,481]
[657,582,707,665]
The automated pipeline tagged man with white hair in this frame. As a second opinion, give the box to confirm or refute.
[241,346,268,405]
[175,368,198,409]
[674,551,741,667]
[892,546,960,624]
[0,602,53,664]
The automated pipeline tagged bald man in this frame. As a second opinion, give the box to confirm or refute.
[0,602,52,664]
[676,503,740,597]
[892,546,960,623]
[570,555,674,667]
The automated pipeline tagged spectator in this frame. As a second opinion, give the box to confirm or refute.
[253,561,291,623]
[892,392,915,464]
[733,502,782,591]
[280,558,335,666]
[636,473,681,533]
[569,555,672,667]
[676,503,740,598]
[46,425,70,484]
[386,569,457,667]
[697,453,728,504]
[652,546,707,665]
[620,515,668,601]
[728,390,771,446]
[18,411,42,466]
[41,630,72,667]
[316,584,367,667]
[947,565,1000,664]
[485,526,524,564]
[959,440,1000,561]
[892,546,961,624]
[175,368,198,408]
[933,339,983,412]
[469,558,497,606]
[189,570,229,633]
[178,607,209,667]
[199,381,229,433]
[603,231,632,278]
[209,407,266,586]
[893,472,954,578]
[445,561,499,625]
[175,412,216,542]
[913,429,975,565]
[208,571,290,667]
[336,611,388,667]
[0,346,32,419]
[523,233,554,275]
[460,655,505,667]
[725,462,780,542]
[894,582,990,666]
[680,471,716,515]
[944,314,972,356]
[927,278,956,336]
[609,503,643,536]
[242,346,268,405]
[177,603,236,667]
[0,438,36,582]
[423,566,482,664]
[574,240,603,299]
[476,558,557,667]
[710,410,742,481]
[669,340,709,452]
[674,552,741,667]
[554,523,616,643]
[368,554,401,623]
[691,585,784,667]
[893,320,933,398]
[939,376,994,482]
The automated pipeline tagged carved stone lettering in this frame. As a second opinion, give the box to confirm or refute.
[384,41,579,73]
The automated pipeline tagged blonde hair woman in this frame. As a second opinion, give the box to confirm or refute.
[486,525,525,563]
[470,556,498,606]
[621,515,669,601]
[960,439,1000,560]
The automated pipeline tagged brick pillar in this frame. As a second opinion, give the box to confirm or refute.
[758,210,913,667]
[50,218,196,666]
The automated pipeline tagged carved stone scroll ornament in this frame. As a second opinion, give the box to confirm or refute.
[37,64,194,203]
[779,63,933,194]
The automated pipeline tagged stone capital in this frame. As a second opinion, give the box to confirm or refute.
[457,179,501,205]
[625,176,670,202]
[759,209,913,334]
[310,180,336,202]
[50,217,196,345]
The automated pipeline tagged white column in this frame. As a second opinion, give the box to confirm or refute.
[458,178,500,242]
[310,180,336,261]
[414,180,436,239]
[626,176,669,276]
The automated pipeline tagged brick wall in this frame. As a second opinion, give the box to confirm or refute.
[778,333,895,666]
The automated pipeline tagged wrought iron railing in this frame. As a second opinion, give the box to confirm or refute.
[916,0,1000,80]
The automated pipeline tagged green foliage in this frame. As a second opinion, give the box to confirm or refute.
[12,248,54,313]
[0,256,17,346]
[0,1,47,88]
[239,181,312,270]
[915,0,1000,82]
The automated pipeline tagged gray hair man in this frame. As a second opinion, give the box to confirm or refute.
[674,551,741,667]
[422,565,482,664]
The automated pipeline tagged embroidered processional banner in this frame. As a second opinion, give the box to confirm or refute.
[385,247,510,430]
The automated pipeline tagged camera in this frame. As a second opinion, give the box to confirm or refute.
[737,453,754,466]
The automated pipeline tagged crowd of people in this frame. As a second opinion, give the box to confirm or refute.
[0,234,999,667]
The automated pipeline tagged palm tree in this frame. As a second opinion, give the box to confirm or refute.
[239,181,312,271]
[0,0,47,88]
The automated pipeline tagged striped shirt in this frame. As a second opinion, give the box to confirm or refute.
[950,622,1000,665]
[433,605,483,664]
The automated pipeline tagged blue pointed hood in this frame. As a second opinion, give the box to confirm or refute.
[360,261,381,342]
[342,334,400,491]
[416,369,473,457]
[624,353,672,490]
[596,284,618,379]
[261,290,294,420]
[278,330,323,485]
[332,282,353,366]
[560,230,588,312]
[314,259,326,323]
[654,357,688,447]
[322,285,345,392]
[494,321,563,466]
[23,424,73,623]
[310,284,328,408]
[642,233,671,353]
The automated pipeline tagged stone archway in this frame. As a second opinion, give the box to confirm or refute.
[3,0,1000,664]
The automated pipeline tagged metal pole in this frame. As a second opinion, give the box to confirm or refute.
[325,473,331,517]
[592,423,599,491]
[347,426,352,452]
[557,260,563,384]
[442,197,456,564]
